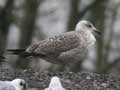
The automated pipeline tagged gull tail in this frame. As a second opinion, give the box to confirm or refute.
[7,49,29,57]
[0,55,5,59]
[6,49,46,57]
[7,49,26,55]
[0,55,6,62]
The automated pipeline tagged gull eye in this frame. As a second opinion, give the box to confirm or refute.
[20,82,23,86]
[87,24,92,28]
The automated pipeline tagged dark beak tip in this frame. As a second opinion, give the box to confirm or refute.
[93,29,101,38]
[95,30,101,35]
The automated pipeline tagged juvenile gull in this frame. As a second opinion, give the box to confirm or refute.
[0,79,27,90]
[6,20,100,69]
[44,76,65,90]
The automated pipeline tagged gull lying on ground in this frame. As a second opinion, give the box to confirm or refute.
[0,79,27,90]
[6,20,101,70]
[44,76,65,90]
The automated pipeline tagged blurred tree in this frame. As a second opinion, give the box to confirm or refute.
[102,3,119,73]
[67,0,80,31]
[90,0,109,73]
[0,0,14,64]
[15,0,42,68]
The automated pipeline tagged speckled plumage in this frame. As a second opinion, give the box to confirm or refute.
[26,21,97,65]
[7,20,98,68]
[26,30,95,65]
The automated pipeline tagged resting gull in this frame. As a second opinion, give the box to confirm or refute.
[0,79,27,90]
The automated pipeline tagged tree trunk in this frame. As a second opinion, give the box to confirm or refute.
[67,0,80,32]
[90,0,108,73]
[15,0,41,68]
[0,0,14,64]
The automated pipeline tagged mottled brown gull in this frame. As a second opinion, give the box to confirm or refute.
[6,20,100,70]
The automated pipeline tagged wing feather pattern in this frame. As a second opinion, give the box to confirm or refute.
[26,32,80,55]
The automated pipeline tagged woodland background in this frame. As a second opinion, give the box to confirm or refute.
[0,0,120,75]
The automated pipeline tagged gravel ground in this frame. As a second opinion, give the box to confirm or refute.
[0,68,120,90]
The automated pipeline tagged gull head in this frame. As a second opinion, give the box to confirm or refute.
[11,79,27,90]
[44,76,65,90]
[49,76,62,87]
[75,20,101,36]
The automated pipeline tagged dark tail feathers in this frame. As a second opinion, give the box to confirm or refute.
[0,55,6,62]
[7,49,29,57]
[7,49,46,57]
[7,49,26,55]
[0,55,5,59]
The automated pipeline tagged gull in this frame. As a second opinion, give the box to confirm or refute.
[6,20,101,70]
[44,76,65,90]
[0,79,27,90]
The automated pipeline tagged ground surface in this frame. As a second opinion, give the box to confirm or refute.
[0,68,120,90]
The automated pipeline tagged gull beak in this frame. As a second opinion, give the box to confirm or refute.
[23,83,27,90]
[93,28,101,37]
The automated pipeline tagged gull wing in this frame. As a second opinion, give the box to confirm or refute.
[26,32,81,55]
